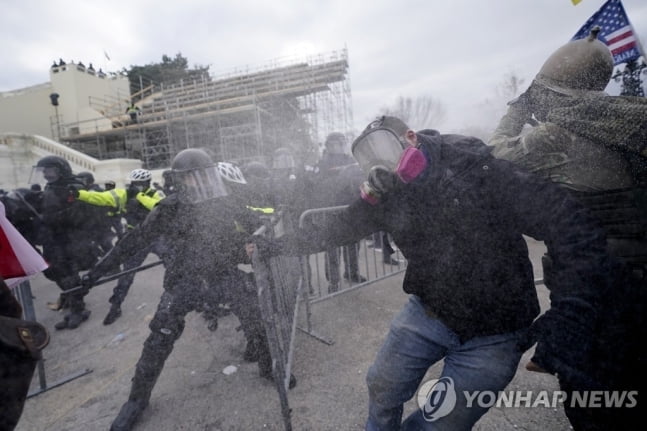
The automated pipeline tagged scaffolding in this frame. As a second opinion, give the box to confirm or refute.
[62,49,352,169]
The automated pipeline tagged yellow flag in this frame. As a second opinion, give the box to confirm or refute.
[571,0,583,4]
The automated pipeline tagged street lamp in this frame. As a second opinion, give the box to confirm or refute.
[49,92,61,140]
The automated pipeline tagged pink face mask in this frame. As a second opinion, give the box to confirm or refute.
[395,146,428,183]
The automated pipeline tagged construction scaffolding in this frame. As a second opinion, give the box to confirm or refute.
[62,49,353,169]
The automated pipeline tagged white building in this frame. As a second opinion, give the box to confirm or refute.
[0,63,143,190]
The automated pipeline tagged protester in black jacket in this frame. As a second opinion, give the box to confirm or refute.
[258,116,609,430]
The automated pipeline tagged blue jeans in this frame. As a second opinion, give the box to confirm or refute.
[366,295,525,431]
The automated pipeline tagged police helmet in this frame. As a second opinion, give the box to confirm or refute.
[32,155,73,184]
[128,169,152,182]
[242,161,271,180]
[77,171,95,186]
[325,132,347,154]
[35,155,73,178]
[217,162,247,184]
[171,148,228,203]
[272,147,296,170]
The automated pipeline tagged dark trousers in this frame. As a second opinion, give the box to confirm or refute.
[0,348,37,430]
[324,243,360,284]
[109,239,167,307]
[126,270,270,405]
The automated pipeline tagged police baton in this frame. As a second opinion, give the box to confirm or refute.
[61,260,164,296]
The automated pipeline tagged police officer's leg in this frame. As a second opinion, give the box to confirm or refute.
[42,242,73,311]
[46,260,87,330]
[221,272,264,363]
[111,288,193,431]
[104,245,151,325]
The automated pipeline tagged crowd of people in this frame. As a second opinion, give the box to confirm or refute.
[2,29,645,431]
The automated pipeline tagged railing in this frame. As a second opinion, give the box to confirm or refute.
[1,133,99,173]
[297,206,406,345]
[251,213,302,431]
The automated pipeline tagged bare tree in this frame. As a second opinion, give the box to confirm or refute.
[496,71,525,101]
[380,95,446,130]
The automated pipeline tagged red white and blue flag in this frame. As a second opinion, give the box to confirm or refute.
[572,0,644,65]
[0,201,48,288]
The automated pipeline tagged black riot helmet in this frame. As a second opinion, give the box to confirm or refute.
[272,147,296,171]
[170,148,228,203]
[77,171,95,187]
[242,161,271,181]
[32,155,73,184]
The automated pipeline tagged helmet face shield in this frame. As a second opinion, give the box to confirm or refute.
[174,165,228,203]
[351,128,408,176]
[29,166,60,185]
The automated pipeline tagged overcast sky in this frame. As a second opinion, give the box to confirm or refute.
[1,0,646,135]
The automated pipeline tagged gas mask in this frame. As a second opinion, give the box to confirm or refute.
[352,121,429,205]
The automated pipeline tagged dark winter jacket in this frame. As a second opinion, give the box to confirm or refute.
[39,176,103,271]
[91,194,263,289]
[278,132,609,342]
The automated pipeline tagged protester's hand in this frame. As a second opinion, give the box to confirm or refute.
[520,122,571,154]
[245,242,256,259]
[525,360,549,373]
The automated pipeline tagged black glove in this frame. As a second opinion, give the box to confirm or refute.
[127,186,140,199]
[67,185,80,200]
[81,272,98,289]
[249,235,282,258]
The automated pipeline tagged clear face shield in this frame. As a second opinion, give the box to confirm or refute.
[29,166,60,185]
[173,165,228,203]
[351,128,408,176]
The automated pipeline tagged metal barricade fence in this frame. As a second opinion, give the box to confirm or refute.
[252,213,302,431]
[250,207,410,430]
[297,205,407,345]
[12,280,92,398]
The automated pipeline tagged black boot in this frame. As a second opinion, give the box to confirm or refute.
[110,399,148,431]
[103,304,122,325]
[243,338,260,362]
[54,314,69,330]
[66,310,91,329]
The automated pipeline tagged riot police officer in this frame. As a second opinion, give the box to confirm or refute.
[75,168,165,325]
[84,148,276,430]
[30,156,102,329]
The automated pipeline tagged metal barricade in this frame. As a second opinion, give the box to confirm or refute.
[12,280,92,398]
[297,206,407,345]
[252,213,302,431]
[250,207,409,429]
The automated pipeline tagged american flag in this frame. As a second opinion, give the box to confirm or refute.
[572,0,644,65]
